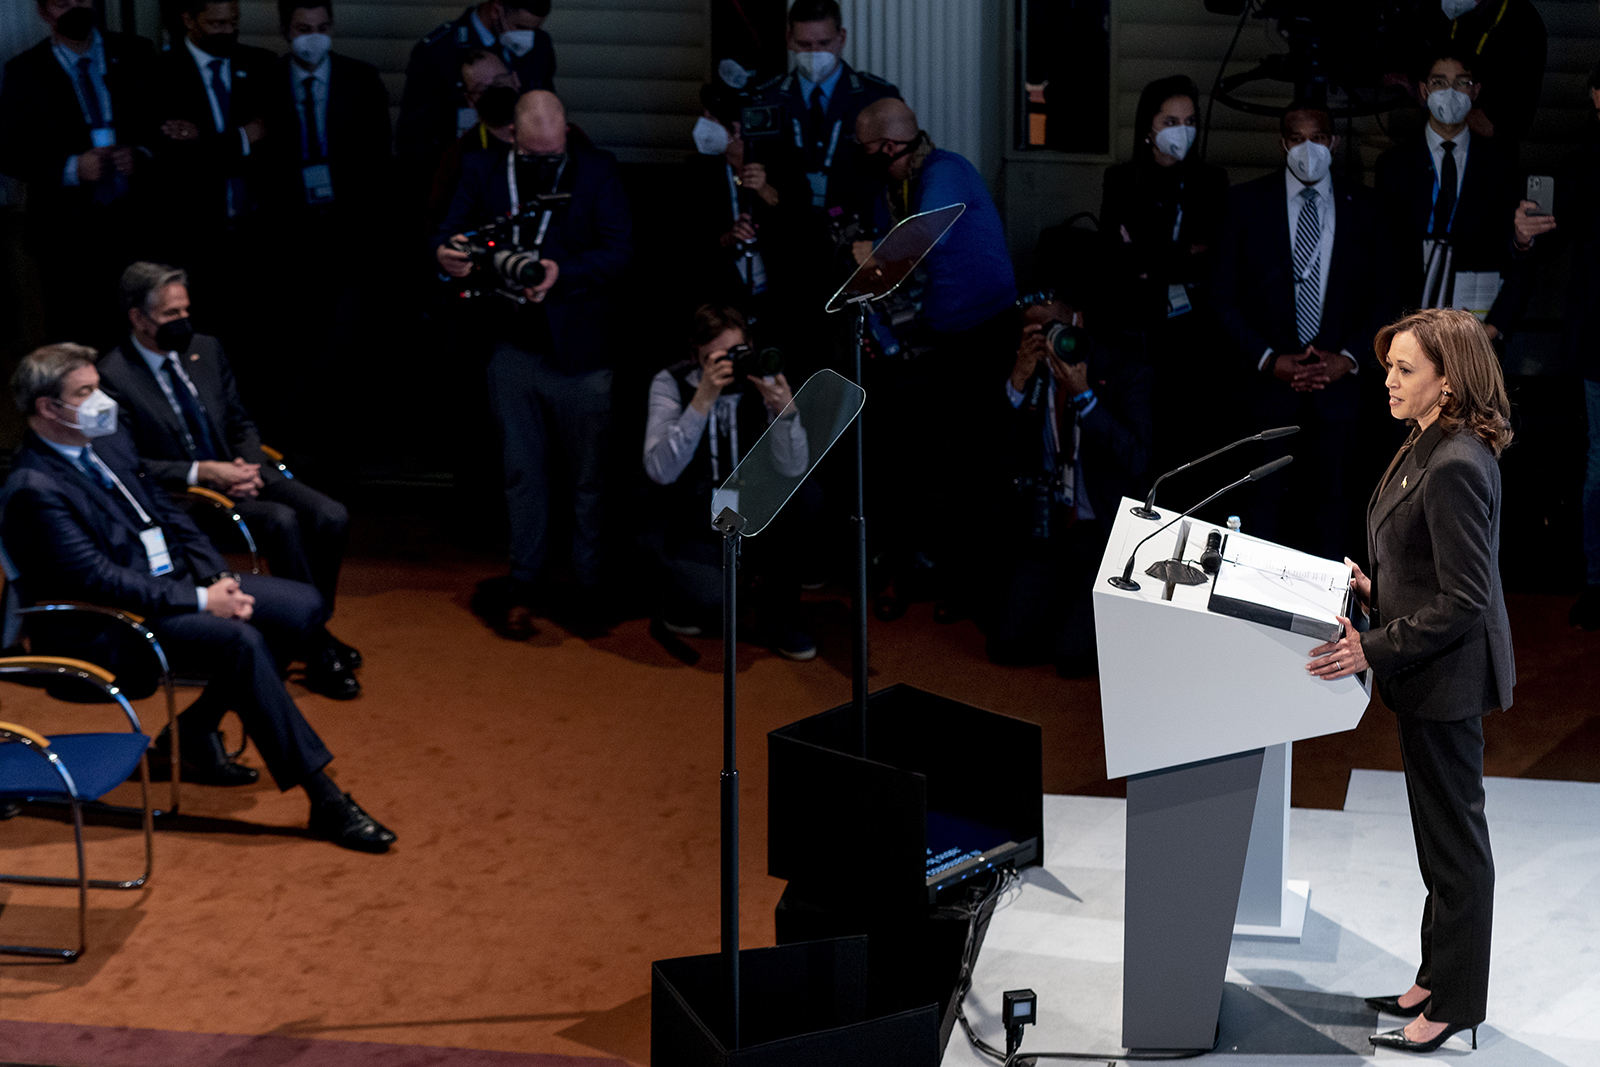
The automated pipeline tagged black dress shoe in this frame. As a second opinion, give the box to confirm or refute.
[1370,1020,1478,1053]
[1365,992,1431,1016]
[326,631,362,670]
[471,577,538,640]
[146,729,259,786]
[309,793,396,853]
[302,649,361,700]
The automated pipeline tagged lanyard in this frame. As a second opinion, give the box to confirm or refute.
[790,116,842,170]
[82,448,155,526]
[505,150,566,245]
[1450,0,1509,55]
[706,394,740,481]
[725,163,742,222]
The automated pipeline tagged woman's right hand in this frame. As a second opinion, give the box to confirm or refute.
[690,354,735,413]
[1345,556,1371,609]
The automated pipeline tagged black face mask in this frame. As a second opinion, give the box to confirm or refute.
[194,31,238,57]
[153,317,195,353]
[475,86,518,129]
[517,152,567,192]
[55,6,98,42]
[863,131,924,183]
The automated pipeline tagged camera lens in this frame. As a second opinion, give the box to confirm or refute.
[1044,321,1089,360]
[494,249,546,289]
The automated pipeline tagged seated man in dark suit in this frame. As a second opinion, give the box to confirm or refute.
[985,289,1153,677]
[2,344,393,852]
[0,0,157,346]
[96,262,361,700]
[1375,50,1527,340]
[1212,105,1398,560]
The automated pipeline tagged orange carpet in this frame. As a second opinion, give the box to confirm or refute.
[0,555,1594,1065]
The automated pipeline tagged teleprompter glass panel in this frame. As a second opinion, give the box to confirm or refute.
[712,369,864,537]
[825,204,965,313]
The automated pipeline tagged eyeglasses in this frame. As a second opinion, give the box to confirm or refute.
[1425,76,1478,92]
[850,135,914,153]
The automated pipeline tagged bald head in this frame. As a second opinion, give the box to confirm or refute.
[856,97,919,144]
[515,90,567,154]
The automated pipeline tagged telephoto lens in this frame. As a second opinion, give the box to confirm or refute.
[1042,321,1091,361]
[494,249,546,289]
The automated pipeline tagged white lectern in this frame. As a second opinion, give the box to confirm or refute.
[1093,499,1370,1051]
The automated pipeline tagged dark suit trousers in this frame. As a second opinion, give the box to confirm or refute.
[206,480,350,612]
[1396,712,1494,1025]
[148,574,333,791]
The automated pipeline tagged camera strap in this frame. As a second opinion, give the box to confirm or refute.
[505,150,567,246]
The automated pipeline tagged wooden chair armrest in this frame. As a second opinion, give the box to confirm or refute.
[0,656,118,684]
[260,445,284,463]
[0,720,52,748]
[187,486,237,509]
[24,602,147,625]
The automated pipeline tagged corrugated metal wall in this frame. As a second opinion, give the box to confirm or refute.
[837,0,986,165]
[238,0,710,163]
[1114,0,1600,184]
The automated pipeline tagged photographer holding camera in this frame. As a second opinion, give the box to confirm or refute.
[434,90,633,639]
[642,304,814,661]
[985,291,1153,678]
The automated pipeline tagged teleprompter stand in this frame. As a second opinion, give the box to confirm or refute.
[653,373,947,1066]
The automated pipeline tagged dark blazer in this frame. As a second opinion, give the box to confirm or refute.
[1002,340,1155,525]
[0,430,226,615]
[0,32,157,244]
[1374,133,1527,333]
[433,140,634,373]
[396,8,555,180]
[96,333,274,491]
[1212,170,1397,418]
[263,51,391,221]
[1363,421,1514,721]
[1098,157,1230,329]
[150,40,278,222]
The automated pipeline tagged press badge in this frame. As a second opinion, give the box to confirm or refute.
[1166,283,1193,318]
[139,527,174,576]
[456,106,478,137]
[90,127,116,148]
[302,163,334,204]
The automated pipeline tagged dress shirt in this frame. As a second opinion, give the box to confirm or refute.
[184,36,251,155]
[37,434,207,609]
[468,8,498,47]
[1259,167,1357,373]
[1425,124,1470,200]
[1004,375,1096,521]
[54,29,115,187]
[797,59,843,112]
[290,54,331,159]
[132,336,204,486]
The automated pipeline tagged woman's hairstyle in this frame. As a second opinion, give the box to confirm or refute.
[1374,309,1513,456]
[689,303,747,352]
[1133,75,1200,165]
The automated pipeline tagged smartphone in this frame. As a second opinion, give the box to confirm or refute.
[1527,175,1555,216]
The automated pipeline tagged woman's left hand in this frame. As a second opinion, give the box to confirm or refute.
[749,372,793,414]
[1306,615,1368,681]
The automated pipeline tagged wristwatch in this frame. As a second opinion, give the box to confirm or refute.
[205,570,241,587]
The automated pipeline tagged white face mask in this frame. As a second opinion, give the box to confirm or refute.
[54,388,119,438]
[499,29,536,57]
[1153,125,1196,161]
[1427,87,1473,126]
[693,116,731,155]
[792,50,839,84]
[1440,0,1478,18]
[1286,140,1332,184]
[290,31,331,66]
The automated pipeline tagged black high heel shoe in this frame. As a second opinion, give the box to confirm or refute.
[1369,1020,1478,1053]
[1364,992,1431,1016]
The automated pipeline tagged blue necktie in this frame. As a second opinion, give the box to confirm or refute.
[164,357,219,460]
[1293,187,1324,348]
[76,447,114,490]
[75,56,105,126]
[207,58,230,125]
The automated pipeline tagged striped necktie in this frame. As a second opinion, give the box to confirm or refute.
[1293,187,1323,348]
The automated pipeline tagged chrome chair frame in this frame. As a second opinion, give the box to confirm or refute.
[0,661,155,963]
[185,486,260,575]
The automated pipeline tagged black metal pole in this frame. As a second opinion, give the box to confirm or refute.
[720,524,741,1050]
[850,303,869,756]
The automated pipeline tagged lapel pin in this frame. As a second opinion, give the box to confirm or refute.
[190,353,199,361]
[1401,476,1408,490]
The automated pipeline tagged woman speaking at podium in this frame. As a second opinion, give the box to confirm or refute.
[1305,308,1514,1054]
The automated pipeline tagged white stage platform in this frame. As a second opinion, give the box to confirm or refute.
[948,771,1600,1066]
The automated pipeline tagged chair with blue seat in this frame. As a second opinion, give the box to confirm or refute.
[0,656,155,963]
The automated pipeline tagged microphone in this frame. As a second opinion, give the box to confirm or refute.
[1108,456,1293,592]
[1199,530,1223,575]
[1130,426,1299,520]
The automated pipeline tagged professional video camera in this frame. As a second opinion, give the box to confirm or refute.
[448,191,572,300]
[719,343,784,394]
[1202,0,1422,117]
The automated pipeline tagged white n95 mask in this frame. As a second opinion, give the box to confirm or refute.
[1153,125,1197,161]
[1427,88,1473,126]
[500,29,536,57]
[1286,140,1332,184]
[291,32,331,66]
[56,389,119,438]
[793,50,839,84]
